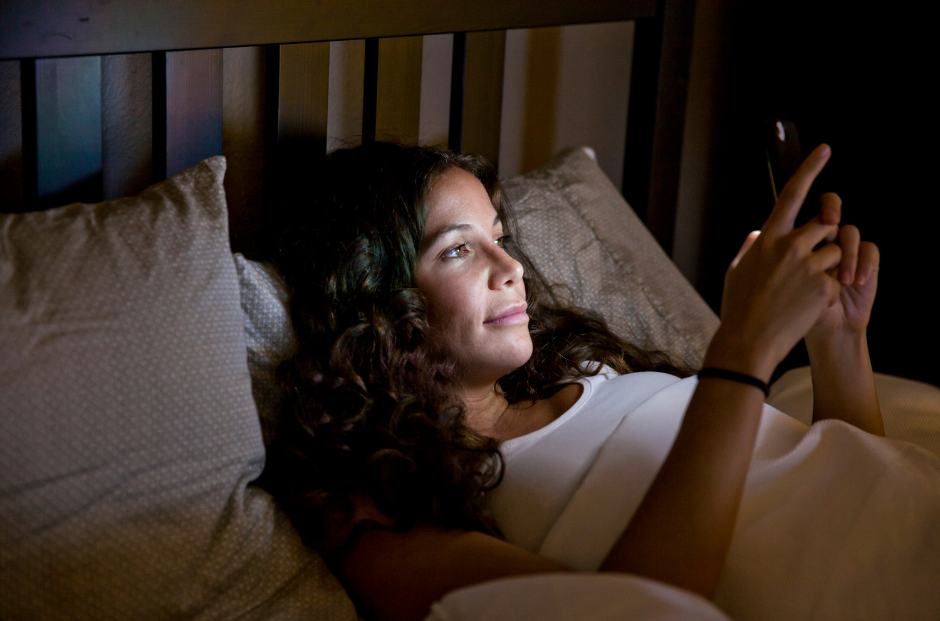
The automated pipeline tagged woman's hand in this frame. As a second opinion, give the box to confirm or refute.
[805,193,880,340]
[706,144,843,382]
[800,190,884,435]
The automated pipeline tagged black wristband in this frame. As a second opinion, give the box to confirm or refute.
[697,367,770,397]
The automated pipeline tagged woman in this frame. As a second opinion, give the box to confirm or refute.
[262,142,939,621]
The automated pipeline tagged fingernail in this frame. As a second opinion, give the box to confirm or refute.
[840,270,850,284]
[819,144,831,157]
[857,274,867,286]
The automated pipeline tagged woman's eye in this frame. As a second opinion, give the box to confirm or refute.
[495,234,512,248]
[444,243,469,259]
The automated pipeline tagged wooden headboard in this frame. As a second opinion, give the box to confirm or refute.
[0,0,694,257]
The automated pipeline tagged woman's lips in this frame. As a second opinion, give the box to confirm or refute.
[484,304,529,325]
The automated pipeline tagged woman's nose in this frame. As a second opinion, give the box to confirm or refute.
[488,248,524,289]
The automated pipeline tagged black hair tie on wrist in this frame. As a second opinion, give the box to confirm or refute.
[697,368,770,397]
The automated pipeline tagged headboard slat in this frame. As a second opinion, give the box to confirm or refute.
[447,33,467,154]
[461,31,506,168]
[222,46,266,257]
[362,39,379,143]
[0,60,24,210]
[375,37,424,145]
[277,42,330,157]
[163,49,223,179]
[102,54,153,201]
[35,56,103,208]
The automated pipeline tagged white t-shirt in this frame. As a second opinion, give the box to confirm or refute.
[489,368,683,552]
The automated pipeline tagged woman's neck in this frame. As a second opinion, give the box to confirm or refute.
[459,383,510,438]
[459,380,584,442]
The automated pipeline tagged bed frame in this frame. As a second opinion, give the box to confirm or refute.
[0,0,695,257]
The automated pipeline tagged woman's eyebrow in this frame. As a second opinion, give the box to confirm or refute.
[423,223,472,250]
[422,216,501,249]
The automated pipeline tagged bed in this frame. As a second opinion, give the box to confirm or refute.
[2,2,940,620]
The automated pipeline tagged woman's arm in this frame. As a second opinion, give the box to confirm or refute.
[806,329,883,435]
[598,355,767,595]
[340,525,565,621]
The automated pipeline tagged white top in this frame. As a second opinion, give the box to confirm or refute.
[489,369,682,552]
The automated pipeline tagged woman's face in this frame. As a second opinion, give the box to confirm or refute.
[415,168,532,387]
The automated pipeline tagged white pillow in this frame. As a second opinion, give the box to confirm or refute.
[0,158,355,620]
[235,254,295,446]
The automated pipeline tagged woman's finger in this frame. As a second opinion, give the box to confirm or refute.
[837,225,860,285]
[817,192,842,230]
[856,241,880,286]
[793,219,841,254]
[763,144,832,236]
[808,240,844,274]
[731,230,760,269]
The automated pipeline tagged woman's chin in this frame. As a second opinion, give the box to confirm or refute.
[459,337,533,384]
[495,337,535,375]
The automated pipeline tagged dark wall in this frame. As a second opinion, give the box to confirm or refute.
[695,0,938,386]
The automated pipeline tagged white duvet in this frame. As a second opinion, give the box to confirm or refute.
[431,371,940,621]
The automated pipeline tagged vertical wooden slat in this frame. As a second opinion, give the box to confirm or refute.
[327,39,366,151]
[623,0,696,256]
[461,30,505,167]
[277,42,330,156]
[375,36,422,145]
[417,33,453,147]
[362,38,379,143]
[0,60,23,211]
[519,27,561,175]
[263,43,280,218]
[448,32,467,153]
[163,49,223,178]
[102,53,152,199]
[223,46,266,256]
[35,56,102,207]
[20,59,37,210]
[151,52,167,182]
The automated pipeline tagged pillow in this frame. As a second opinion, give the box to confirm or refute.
[235,254,295,446]
[235,146,719,445]
[503,146,718,369]
[0,158,355,620]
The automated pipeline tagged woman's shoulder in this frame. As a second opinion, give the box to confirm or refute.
[500,368,683,455]
[581,365,683,392]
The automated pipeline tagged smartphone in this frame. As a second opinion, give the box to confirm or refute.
[765,119,802,199]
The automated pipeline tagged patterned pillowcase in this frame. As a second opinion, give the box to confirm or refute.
[0,158,355,620]
[503,147,718,370]
[235,254,295,446]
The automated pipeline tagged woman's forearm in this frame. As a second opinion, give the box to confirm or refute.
[805,330,883,436]
[599,331,770,598]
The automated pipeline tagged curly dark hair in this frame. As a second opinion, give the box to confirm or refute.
[259,141,690,559]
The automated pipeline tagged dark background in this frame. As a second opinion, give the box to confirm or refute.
[692,0,938,386]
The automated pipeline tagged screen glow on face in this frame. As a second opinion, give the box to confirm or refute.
[415,168,532,388]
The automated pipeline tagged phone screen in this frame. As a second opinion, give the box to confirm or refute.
[765,119,815,227]
[765,119,801,198]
